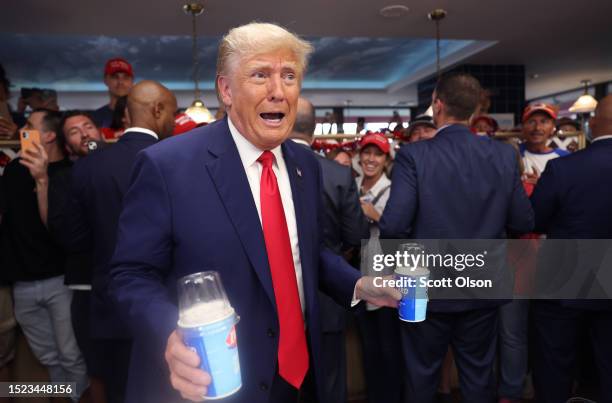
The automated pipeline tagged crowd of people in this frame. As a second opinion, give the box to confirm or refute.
[0,21,611,403]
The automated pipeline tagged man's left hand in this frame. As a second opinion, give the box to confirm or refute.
[19,142,49,184]
[355,275,401,308]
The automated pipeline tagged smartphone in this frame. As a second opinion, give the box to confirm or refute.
[19,129,41,155]
[21,87,36,100]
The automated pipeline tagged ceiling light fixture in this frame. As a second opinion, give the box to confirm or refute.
[184,1,215,124]
[425,8,447,117]
[428,8,447,79]
[569,79,598,113]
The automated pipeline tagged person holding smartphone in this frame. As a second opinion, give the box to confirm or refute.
[0,108,88,401]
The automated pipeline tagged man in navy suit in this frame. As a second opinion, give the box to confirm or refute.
[530,95,612,403]
[109,23,398,403]
[65,80,177,403]
[379,73,534,403]
[289,97,368,403]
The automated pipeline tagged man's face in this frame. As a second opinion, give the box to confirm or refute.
[22,111,45,132]
[474,120,494,133]
[522,112,556,146]
[63,115,102,156]
[104,72,133,98]
[410,125,437,143]
[431,90,442,127]
[159,96,178,138]
[334,151,351,167]
[21,111,55,145]
[218,49,301,150]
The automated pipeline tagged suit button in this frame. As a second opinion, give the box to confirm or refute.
[267,328,276,338]
[259,382,268,391]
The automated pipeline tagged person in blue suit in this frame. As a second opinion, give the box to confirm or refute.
[379,73,534,403]
[109,22,398,403]
[289,97,369,403]
[530,94,612,403]
[64,80,177,403]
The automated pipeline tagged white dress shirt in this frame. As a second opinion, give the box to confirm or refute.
[591,134,612,143]
[122,127,159,140]
[228,118,305,312]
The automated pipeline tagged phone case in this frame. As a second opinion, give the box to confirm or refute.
[20,130,41,155]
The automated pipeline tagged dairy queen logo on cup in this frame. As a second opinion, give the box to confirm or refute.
[226,326,237,348]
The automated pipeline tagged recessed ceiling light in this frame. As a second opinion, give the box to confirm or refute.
[380,5,410,18]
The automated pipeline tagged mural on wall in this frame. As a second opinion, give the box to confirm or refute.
[0,33,480,91]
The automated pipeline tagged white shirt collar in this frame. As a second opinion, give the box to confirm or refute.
[357,173,390,196]
[592,134,612,143]
[436,124,452,134]
[228,117,283,168]
[435,123,466,135]
[291,138,311,148]
[122,127,159,140]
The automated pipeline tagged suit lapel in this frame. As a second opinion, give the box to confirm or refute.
[205,122,276,308]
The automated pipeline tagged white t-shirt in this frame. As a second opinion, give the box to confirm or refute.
[519,144,569,175]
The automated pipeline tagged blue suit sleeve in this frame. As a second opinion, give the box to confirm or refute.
[379,147,418,239]
[319,248,361,307]
[530,159,559,234]
[506,151,535,234]
[109,151,177,350]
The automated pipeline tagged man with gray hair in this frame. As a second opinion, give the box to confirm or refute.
[109,22,398,403]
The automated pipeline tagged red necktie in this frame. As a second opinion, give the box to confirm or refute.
[257,150,309,389]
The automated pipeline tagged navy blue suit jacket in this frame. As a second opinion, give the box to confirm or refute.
[379,124,534,311]
[315,151,368,332]
[65,131,158,338]
[109,119,361,403]
[531,137,612,309]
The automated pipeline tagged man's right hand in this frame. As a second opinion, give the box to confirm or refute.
[522,167,540,185]
[165,330,212,402]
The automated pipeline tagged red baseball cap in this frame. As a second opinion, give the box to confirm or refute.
[359,132,390,154]
[522,103,557,123]
[173,113,198,135]
[471,115,499,132]
[104,58,133,77]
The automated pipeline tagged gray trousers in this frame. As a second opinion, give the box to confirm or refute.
[13,275,88,401]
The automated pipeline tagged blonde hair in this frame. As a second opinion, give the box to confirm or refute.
[215,22,313,99]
